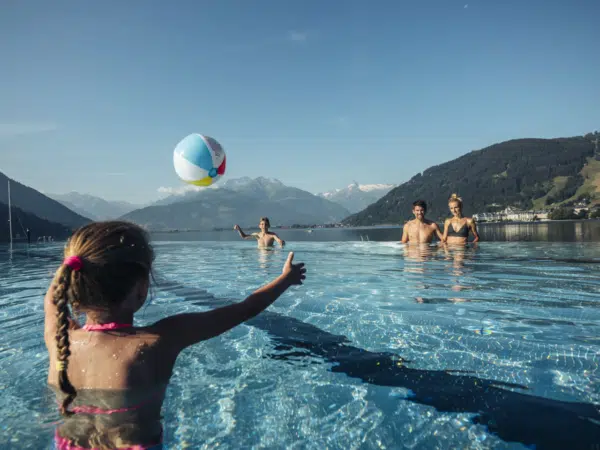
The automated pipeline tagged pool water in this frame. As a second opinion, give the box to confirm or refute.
[1,241,599,449]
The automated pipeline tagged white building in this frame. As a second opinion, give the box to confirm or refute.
[473,207,549,222]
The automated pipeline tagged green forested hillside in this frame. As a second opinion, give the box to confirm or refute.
[343,134,599,226]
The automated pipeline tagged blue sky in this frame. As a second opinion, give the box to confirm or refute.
[1,0,599,204]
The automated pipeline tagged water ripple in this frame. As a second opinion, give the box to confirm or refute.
[0,241,598,449]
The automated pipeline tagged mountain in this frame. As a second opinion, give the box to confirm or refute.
[0,172,91,229]
[343,134,600,226]
[123,177,351,230]
[318,182,398,213]
[1,202,73,243]
[49,192,141,220]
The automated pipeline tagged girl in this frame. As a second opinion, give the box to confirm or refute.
[44,221,306,449]
[442,193,480,245]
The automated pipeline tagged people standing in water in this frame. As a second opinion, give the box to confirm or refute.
[44,221,306,449]
[234,217,285,248]
[442,193,480,244]
[401,200,444,244]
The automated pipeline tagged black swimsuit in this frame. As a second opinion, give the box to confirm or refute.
[447,222,469,238]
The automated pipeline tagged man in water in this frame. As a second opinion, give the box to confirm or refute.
[401,200,443,244]
[234,217,285,248]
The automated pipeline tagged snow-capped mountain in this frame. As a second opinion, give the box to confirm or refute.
[318,181,399,213]
[123,177,351,230]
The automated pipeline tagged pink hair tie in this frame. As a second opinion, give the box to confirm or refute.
[64,255,83,271]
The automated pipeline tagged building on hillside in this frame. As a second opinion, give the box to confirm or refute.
[473,207,549,222]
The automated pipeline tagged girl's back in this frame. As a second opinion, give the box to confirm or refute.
[45,221,306,450]
[46,325,171,390]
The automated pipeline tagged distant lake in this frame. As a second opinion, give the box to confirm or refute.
[151,220,600,243]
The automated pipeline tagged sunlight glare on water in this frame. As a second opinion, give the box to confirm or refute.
[0,240,599,449]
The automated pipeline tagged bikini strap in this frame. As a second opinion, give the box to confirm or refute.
[82,322,133,331]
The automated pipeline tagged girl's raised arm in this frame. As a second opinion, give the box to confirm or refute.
[152,252,306,354]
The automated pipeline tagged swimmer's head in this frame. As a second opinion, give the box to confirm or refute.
[259,217,270,231]
[412,200,427,219]
[57,221,154,312]
[448,193,463,216]
[51,221,154,416]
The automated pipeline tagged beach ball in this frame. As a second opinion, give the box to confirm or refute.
[173,133,227,186]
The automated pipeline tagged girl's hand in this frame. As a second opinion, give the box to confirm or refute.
[282,252,306,285]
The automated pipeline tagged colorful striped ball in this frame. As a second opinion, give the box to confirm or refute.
[173,134,226,186]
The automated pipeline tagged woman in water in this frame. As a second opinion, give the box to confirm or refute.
[44,221,306,449]
[442,193,480,245]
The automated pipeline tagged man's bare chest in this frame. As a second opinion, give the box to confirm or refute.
[409,223,432,234]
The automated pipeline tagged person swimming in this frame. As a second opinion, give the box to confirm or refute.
[234,217,285,248]
[442,193,480,245]
[44,221,306,449]
[400,200,444,244]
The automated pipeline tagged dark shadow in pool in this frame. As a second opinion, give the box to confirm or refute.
[158,280,600,450]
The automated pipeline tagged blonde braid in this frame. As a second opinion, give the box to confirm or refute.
[53,266,77,416]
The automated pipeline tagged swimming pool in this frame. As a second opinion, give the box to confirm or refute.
[1,241,599,449]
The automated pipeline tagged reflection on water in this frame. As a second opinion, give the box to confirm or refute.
[442,243,471,275]
[482,222,550,241]
[257,248,274,270]
[401,244,438,295]
[442,244,475,301]
[402,244,435,275]
[481,220,600,242]
[51,386,165,449]
[408,244,477,304]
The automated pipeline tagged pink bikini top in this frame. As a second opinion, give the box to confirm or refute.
[82,322,133,332]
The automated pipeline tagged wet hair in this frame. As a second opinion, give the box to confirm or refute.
[448,193,463,207]
[260,217,271,227]
[52,221,154,416]
[412,200,427,211]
